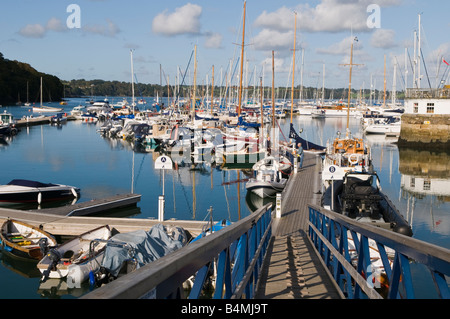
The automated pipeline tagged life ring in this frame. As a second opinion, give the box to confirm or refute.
[0,120,3,125]
[349,154,359,165]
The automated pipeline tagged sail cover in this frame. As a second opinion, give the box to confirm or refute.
[101,224,187,277]
[289,123,325,151]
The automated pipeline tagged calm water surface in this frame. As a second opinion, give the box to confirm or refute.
[0,98,448,298]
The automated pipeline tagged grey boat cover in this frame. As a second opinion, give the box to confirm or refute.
[101,224,187,277]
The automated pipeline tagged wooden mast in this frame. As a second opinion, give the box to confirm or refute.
[211,65,214,116]
[290,12,297,124]
[340,37,362,137]
[237,0,246,116]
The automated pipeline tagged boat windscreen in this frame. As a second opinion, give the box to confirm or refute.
[7,179,58,188]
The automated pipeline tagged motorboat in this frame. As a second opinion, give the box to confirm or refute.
[50,112,67,124]
[246,156,288,198]
[0,111,19,137]
[364,116,401,135]
[0,219,57,260]
[0,179,80,205]
[321,171,413,236]
[89,224,187,286]
[70,105,87,119]
[38,225,112,282]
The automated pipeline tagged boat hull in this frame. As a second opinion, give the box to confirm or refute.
[37,225,111,280]
[0,219,57,261]
[0,180,80,205]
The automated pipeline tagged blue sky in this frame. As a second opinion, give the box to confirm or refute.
[1,0,449,91]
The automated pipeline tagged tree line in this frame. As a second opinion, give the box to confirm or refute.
[0,52,63,105]
[0,52,402,106]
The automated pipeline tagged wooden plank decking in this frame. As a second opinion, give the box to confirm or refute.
[256,153,342,299]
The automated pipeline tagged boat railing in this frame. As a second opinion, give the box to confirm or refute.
[406,88,450,99]
[82,203,273,299]
[308,204,450,299]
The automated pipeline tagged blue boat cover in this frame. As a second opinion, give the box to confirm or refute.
[7,179,58,188]
[289,123,325,151]
[101,224,187,277]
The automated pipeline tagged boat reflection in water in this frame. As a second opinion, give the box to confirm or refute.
[245,190,276,213]
[399,147,450,244]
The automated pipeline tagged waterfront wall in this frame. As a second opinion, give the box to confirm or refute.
[398,114,450,149]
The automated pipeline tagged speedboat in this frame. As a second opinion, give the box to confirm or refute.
[321,171,413,236]
[0,179,80,205]
[246,156,288,198]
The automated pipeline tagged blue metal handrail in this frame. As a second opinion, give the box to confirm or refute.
[308,204,450,299]
[82,203,272,299]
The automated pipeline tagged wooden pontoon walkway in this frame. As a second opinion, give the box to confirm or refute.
[256,153,342,299]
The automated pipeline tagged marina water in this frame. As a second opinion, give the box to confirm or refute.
[0,98,448,298]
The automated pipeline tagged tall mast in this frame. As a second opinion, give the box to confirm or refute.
[418,13,421,89]
[211,65,214,116]
[290,12,297,124]
[341,37,362,137]
[347,40,354,134]
[383,54,387,108]
[130,49,135,114]
[272,50,275,130]
[192,44,197,121]
[237,0,246,116]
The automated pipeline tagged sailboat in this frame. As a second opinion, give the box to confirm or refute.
[218,1,265,167]
[24,81,31,107]
[33,77,63,113]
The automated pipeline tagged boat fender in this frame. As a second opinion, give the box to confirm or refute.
[89,271,95,287]
[37,192,42,204]
[393,224,413,237]
[71,188,78,198]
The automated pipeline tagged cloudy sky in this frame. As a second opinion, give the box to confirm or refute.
[1,0,449,90]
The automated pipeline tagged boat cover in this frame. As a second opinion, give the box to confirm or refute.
[289,123,325,151]
[101,224,187,277]
[6,179,58,188]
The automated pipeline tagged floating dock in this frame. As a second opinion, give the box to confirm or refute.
[0,194,205,237]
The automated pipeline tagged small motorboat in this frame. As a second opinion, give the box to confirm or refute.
[50,112,68,124]
[38,225,112,282]
[0,179,80,205]
[246,156,288,198]
[0,219,57,260]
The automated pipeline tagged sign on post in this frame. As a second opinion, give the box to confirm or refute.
[155,155,173,170]
[155,156,173,222]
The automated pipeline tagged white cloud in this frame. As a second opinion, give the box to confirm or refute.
[152,3,202,36]
[253,29,294,52]
[19,24,47,38]
[204,32,223,49]
[371,29,397,49]
[255,0,402,33]
[83,19,120,37]
[46,18,67,32]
